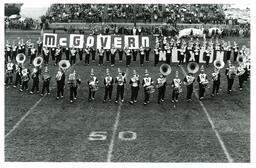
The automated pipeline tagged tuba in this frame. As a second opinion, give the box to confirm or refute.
[58,60,70,71]
[214,60,225,69]
[187,62,199,74]
[33,57,43,67]
[16,53,26,64]
[160,63,172,76]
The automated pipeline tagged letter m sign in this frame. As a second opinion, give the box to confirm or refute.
[43,33,57,47]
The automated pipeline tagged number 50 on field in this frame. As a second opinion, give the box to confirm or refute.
[88,131,137,141]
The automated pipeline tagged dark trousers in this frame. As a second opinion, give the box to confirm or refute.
[158,86,166,102]
[205,56,210,66]
[85,54,90,64]
[140,54,145,65]
[133,52,137,61]
[233,52,238,62]
[66,53,69,60]
[79,52,83,61]
[111,54,115,65]
[226,51,231,60]
[51,53,55,60]
[166,53,171,65]
[227,78,234,92]
[172,90,179,100]
[126,56,131,66]
[144,88,150,103]
[239,75,245,89]
[195,54,200,63]
[44,55,49,64]
[5,76,13,84]
[14,74,21,86]
[70,56,76,65]
[145,53,150,62]
[116,85,124,101]
[31,80,39,92]
[99,56,104,65]
[57,84,64,97]
[30,54,36,65]
[91,52,95,61]
[104,86,113,100]
[199,84,205,98]
[106,53,110,62]
[178,55,184,65]
[131,86,139,101]
[212,81,220,94]
[70,86,77,100]
[186,85,193,100]
[55,56,61,65]
[154,54,159,66]
[41,81,50,94]
[119,52,123,61]
[88,88,95,99]
[21,81,29,90]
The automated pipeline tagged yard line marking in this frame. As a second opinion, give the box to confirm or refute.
[5,63,77,139]
[180,66,234,163]
[107,68,129,162]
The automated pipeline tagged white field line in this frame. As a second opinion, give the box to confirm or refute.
[180,66,234,163]
[5,63,77,139]
[107,68,129,162]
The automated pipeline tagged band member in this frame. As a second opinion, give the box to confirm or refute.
[125,46,132,67]
[5,42,12,62]
[197,66,208,100]
[225,61,236,94]
[118,48,123,63]
[43,46,50,65]
[145,46,151,63]
[139,45,145,66]
[194,44,200,63]
[236,64,246,91]
[29,44,37,65]
[78,48,84,61]
[50,46,56,61]
[129,70,140,104]
[65,47,70,60]
[13,63,22,88]
[103,68,114,102]
[156,73,166,104]
[5,59,15,86]
[68,70,81,103]
[110,46,116,67]
[56,68,65,100]
[106,48,111,62]
[27,40,32,58]
[90,47,96,62]
[55,45,62,65]
[165,43,171,65]
[233,41,239,62]
[154,44,160,66]
[12,41,17,60]
[204,47,211,68]
[41,67,51,96]
[98,47,104,66]
[37,37,43,55]
[88,68,98,101]
[84,47,90,65]
[183,73,195,102]
[171,71,182,103]
[186,43,193,63]
[226,41,232,61]
[132,48,138,61]
[70,46,77,65]
[178,45,185,66]
[30,67,40,94]
[115,69,126,103]
[17,41,23,54]
[211,68,220,97]
[142,69,154,105]
[20,65,30,92]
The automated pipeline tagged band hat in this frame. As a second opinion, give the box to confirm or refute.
[200,65,204,72]
[106,68,110,75]
[145,69,149,75]
[91,68,94,75]
[44,66,49,73]
[175,71,179,78]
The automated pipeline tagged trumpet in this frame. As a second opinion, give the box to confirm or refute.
[213,59,225,69]
[33,57,43,67]
[58,60,70,71]
[16,53,26,64]
[187,62,199,74]
[160,63,172,76]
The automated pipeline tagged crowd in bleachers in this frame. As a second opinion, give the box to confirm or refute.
[5,17,41,30]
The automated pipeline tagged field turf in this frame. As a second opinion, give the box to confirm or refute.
[4,30,250,162]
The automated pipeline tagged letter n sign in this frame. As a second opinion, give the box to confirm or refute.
[43,33,57,47]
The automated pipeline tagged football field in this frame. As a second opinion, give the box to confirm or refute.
[4,30,250,162]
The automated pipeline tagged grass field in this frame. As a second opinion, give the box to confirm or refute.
[4,30,250,162]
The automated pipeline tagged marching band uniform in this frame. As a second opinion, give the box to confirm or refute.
[171,71,182,102]
[129,71,140,104]
[237,65,246,90]
[165,44,171,65]
[186,44,193,63]
[115,72,126,103]
[13,63,22,88]
[90,47,96,62]
[5,60,15,85]
[103,70,114,102]
[5,43,12,61]
[20,66,30,92]
[139,46,145,66]
[78,48,84,61]
[43,47,50,65]
[145,47,151,63]
[106,49,111,62]
[132,49,138,61]
[55,46,62,65]
[178,46,185,66]
[154,46,160,66]
[197,66,208,100]
[98,47,104,65]
[225,62,236,94]
[30,45,37,65]
[84,47,90,65]
[226,42,232,61]
[56,69,65,100]
[37,38,42,55]
[118,48,123,62]
[68,70,81,103]
[65,47,70,60]
[204,47,211,67]
[110,47,116,66]
[233,42,239,62]
[50,47,56,61]
[183,73,195,102]
[125,47,132,67]
[211,68,220,96]
[156,73,166,104]
[70,47,77,65]
[194,45,200,63]
[12,42,17,60]
[142,70,153,105]
[88,71,98,101]
[41,67,51,96]
[30,67,40,94]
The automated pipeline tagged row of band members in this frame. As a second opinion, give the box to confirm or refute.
[5,38,246,67]
[5,63,249,104]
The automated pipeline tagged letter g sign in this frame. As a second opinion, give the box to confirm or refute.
[69,34,84,48]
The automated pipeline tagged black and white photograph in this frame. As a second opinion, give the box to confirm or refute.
[2,0,254,166]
